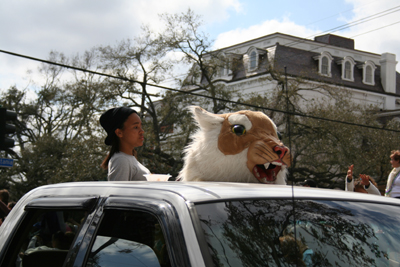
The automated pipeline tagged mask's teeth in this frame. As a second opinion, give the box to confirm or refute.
[264,163,270,169]
[272,162,282,166]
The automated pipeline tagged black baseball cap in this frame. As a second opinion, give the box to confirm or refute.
[100,107,137,145]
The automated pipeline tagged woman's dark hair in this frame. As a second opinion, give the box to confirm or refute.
[100,107,138,170]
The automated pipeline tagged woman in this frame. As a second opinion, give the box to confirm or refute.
[345,165,381,195]
[100,107,150,181]
[385,150,400,198]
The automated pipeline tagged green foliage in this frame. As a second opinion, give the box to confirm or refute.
[0,8,399,201]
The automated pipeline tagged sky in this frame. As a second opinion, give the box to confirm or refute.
[1,0,400,96]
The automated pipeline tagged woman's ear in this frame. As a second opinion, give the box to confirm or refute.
[115,128,123,138]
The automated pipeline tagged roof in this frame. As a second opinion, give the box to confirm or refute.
[22,181,400,205]
[273,44,387,94]
[227,43,392,95]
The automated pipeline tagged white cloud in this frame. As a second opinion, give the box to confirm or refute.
[213,0,400,72]
[340,0,400,69]
[214,17,320,49]
[1,0,400,92]
[0,0,242,91]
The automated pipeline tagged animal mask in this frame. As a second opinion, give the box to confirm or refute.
[178,106,291,184]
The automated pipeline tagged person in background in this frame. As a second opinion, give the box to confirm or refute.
[385,150,400,198]
[7,201,16,210]
[100,107,150,181]
[345,165,380,195]
[301,179,317,188]
[0,189,10,224]
[25,231,75,254]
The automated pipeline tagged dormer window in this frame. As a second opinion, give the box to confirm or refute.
[338,56,355,82]
[217,59,230,77]
[321,57,329,75]
[245,47,267,74]
[357,60,376,85]
[250,51,257,70]
[246,47,259,72]
[313,51,333,77]
[366,66,372,83]
[215,52,233,79]
[344,61,351,79]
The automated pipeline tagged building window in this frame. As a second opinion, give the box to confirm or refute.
[313,52,333,77]
[339,57,355,81]
[321,57,329,75]
[344,61,351,79]
[246,47,266,73]
[250,51,257,70]
[219,64,225,76]
[218,59,230,77]
[360,61,376,85]
[366,65,372,83]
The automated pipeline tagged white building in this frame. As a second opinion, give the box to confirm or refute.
[197,32,399,121]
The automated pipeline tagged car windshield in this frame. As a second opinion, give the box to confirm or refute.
[195,199,400,267]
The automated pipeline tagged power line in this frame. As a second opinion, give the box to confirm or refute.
[250,9,400,77]
[303,0,379,27]
[350,20,400,38]
[1,48,400,133]
[147,3,400,87]
[317,6,400,36]
[283,4,400,48]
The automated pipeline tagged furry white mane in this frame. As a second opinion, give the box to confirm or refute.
[178,106,289,184]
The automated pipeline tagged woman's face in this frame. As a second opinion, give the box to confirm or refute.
[115,113,144,152]
[390,156,400,168]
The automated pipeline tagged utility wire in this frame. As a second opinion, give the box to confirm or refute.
[315,6,400,37]
[1,48,400,133]
[351,20,400,38]
[247,10,400,81]
[276,17,400,61]
[136,3,400,87]
[283,4,400,48]
[303,0,379,26]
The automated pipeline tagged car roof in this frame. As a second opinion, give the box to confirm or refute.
[23,181,400,206]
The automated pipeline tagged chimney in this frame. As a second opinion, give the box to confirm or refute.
[314,34,354,50]
[380,53,397,94]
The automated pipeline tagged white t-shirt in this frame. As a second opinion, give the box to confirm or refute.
[108,152,150,181]
[387,167,400,198]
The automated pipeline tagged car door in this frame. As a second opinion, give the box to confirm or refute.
[0,196,99,267]
[71,197,192,267]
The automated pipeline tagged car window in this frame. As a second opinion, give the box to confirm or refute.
[86,209,171,267]
[2,208,88,267]
[195,199,400,267]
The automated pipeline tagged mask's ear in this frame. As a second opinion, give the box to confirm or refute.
[190,106,224,131]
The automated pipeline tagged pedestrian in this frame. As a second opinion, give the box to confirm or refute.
[385,150,400,198]
[301,179,317,187]
[0,189,10,223]
[7,201,16,210]
[345,165,380,195]
[100,107,150,181]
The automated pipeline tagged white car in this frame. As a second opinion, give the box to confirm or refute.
[0,181,399,267]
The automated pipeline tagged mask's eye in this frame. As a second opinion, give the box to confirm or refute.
[277,131,282,140]
[231,125,246,136]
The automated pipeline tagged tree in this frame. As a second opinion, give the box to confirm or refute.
[96,24,187,175]
[0,50,111,200]
[235,68,400,190]
[158,8,236,114]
